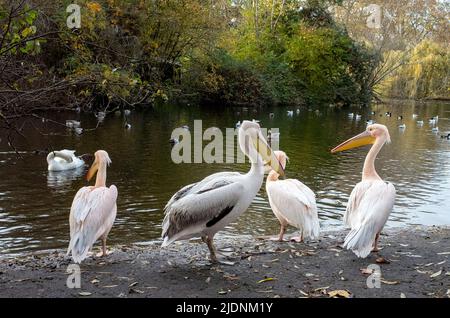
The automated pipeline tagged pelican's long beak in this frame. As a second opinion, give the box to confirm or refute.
[254,132,285,176]
[86,159,99,181]
[331,130,376,153]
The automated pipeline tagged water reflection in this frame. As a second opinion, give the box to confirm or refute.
[47,167,87,190]
[0,101,449,255]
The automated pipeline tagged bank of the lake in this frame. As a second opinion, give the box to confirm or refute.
[0,226,449,298]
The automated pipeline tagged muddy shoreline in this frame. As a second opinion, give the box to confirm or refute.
[0,226,449,298]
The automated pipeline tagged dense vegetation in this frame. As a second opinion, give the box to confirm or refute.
[0,0,379,117]
[0,0,448,128]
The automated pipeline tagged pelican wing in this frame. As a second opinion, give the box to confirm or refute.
[162,172,243,246]
[68,185,118,263]
[344,180,395,258]
[266,179,319,240]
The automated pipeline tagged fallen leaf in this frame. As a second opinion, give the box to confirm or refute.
[400,293,406,298]
[257,277,277,284]
[298,290,308,296]
[314,286,330,292]
[78,291,92,296]
[103,285,118,288]
[360,268,374,275]
[129,282,138,287]
[218,290,228,295]
[328,290,351,298]
[205,277,211,283]
[90,279,100,284]
[305,273,315,277]
[129,288,144,294]
[430,270,442,278]
[381,279,399,285]
[376,257,390,264]
[437,252,450,255]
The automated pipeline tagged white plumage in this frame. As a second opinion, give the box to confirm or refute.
[343,180,395,258]
[67,150,117,263]
[266,177,320,241]
[47,149,84,171]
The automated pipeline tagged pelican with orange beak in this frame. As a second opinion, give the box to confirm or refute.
[67,150,118,263]
[331,124,395,258]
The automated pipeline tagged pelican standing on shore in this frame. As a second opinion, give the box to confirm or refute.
[67,150,118,263]
[265,151,320,242]
[331,124,395,258]
[47,150,84,171]
[161,120,284,262]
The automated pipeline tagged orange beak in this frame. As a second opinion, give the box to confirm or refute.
[86,160,99,181]
[331,130,376,153]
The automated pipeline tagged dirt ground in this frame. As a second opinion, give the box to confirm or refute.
[0,226,449,298]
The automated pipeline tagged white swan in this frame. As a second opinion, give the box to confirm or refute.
[47,150,85,171]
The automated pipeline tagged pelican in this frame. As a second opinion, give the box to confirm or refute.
[67,150,117,263]
[265,151,320,242]
[47,150,85,171]
[287,110,293,117]
[331,124,396,258]
[161,120,284,262]
[432,127,439,133]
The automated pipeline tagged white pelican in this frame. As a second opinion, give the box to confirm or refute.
[265,151,320,242]
[47,150,85,171]
[67,150,118,263]
[161,120,284,262]
[331,124,395,258]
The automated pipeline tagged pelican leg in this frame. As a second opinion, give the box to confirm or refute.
[291,232,304,243]
[205,236,218,263]
[96,236,109,257]
[278,225,286,242]
[270,225,286,241]
[372,233,380,252]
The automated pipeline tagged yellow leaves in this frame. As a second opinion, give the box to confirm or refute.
[257,277,277,284]
[87,2,102,13]
[328,290,351,298]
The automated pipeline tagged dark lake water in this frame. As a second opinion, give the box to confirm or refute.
[1,101,449,256]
